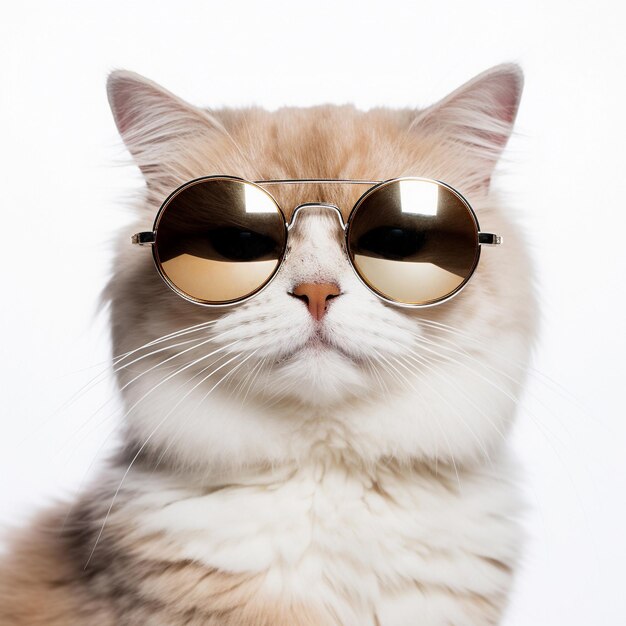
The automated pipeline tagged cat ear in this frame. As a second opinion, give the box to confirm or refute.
[409,63,523,192]
[106,70,229,187]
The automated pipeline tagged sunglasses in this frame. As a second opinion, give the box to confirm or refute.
[132,176,501,308]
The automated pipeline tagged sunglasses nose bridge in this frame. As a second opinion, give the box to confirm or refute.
[287,203,346,232]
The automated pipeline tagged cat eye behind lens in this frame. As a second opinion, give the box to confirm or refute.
[135,176,499,308]
[153,177,287,304]
[346,179,480,306]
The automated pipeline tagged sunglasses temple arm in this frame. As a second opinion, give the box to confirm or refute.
[131,232,156,246]
[478,232,502,245]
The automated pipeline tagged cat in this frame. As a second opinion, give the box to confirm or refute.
[0,63,537,625]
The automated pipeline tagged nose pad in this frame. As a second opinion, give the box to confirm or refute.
[289,282,342,321]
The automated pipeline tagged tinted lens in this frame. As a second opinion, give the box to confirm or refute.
[154,178,286,304]
[347,179,479,305]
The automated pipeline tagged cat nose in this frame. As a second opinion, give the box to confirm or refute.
[289,282,342,321]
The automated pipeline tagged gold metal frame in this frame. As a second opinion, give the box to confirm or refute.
[132,175,502,308]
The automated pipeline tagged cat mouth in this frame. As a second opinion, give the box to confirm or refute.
[276,332,360,364]
[304,335,332,351]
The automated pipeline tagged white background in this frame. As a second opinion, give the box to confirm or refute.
[1,2,625,624]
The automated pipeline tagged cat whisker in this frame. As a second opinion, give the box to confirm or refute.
[413,324,601,568]
[409,331,522,406]
[225,354,262,401]
[120,339,243,422]
[112,336,210,375]
[416,317,588,412]
[411,327,610,449]
[66,333,218,437]
[60,349,243,539]
[237,356,268,409]
[43,320,222,439]
[408,331,571,450]
[118,327,240,391]
[55,323,247,453]
[405,333,601,520]
[388,353,494,468]
[112,319,220,364]
[153,350,264,472]
[367,348,446,482]
[371,349,460,488]
[85,348,259,568]
[59,339,243,461]
[397,347,508,447]
[56,346,228,460]
[412,329,529,390]
[363,354,392,400]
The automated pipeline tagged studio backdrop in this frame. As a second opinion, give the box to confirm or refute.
[1,2,624,625]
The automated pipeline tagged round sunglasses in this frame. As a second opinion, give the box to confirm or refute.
[131,176,502,308]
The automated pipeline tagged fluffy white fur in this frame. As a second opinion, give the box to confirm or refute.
[97,64,537,624]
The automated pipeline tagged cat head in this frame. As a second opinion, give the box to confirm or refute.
[104,65,537,475]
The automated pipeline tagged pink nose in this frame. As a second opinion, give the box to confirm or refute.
[290,282,341,321]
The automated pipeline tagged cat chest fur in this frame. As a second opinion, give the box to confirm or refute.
[119,458,521,625]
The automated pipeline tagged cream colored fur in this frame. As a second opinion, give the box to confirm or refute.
[0,64,537,625]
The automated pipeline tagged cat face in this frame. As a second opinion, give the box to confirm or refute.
[105,65,537,473]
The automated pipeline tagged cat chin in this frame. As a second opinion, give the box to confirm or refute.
[270,344,368,406]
